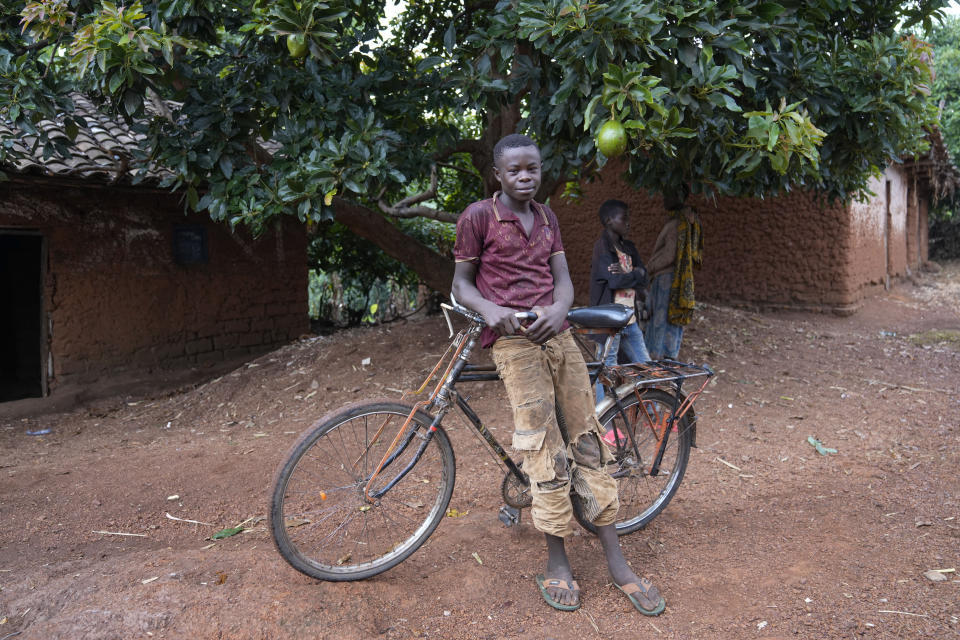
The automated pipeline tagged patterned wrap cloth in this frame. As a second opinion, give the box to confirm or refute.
[667,209,703,326]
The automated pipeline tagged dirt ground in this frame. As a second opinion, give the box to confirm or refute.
[1,262,959,640]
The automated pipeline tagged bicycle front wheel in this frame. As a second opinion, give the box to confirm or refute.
[576,388,692,536]
[270,401,456,581]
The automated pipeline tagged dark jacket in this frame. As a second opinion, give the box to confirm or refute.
[589,232,648,307]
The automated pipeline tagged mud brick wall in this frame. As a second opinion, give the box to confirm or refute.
[0,180,307,393]
[550,164,921,314]
[847,167,917,299]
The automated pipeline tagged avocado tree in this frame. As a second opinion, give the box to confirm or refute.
[928,15,960,166]
[923,13,960,257]
[1,0,947,291]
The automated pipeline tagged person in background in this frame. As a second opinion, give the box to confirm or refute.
[589,199,650,404]
[644,187,702,360]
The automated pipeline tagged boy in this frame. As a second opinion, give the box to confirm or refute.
[589,199,650,402]
[451,133,665,616]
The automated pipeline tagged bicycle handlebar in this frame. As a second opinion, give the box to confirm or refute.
[445,299,635,330]
[442,302,537,325]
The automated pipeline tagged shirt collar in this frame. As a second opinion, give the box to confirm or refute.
[491,191,548,225]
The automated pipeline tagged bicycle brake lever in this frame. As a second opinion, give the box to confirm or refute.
[440,303,455,338]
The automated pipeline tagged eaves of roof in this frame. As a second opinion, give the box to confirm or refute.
[902,126,960,202]
[0,93,168,186]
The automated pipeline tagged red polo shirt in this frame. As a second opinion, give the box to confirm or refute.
[454,193,568,347]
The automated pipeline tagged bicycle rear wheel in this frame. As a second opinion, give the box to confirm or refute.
[575,388,692,536]
[270,401,456,581]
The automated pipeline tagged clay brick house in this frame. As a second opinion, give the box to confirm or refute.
[0,96,307,409]
[554,130,959,314]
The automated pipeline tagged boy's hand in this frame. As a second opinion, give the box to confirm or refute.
[608,262,625,274]
[483,305,523,337]
[524,304,566,344]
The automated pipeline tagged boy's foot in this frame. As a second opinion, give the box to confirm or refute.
[614,577,665,616]
[536,574,581,611]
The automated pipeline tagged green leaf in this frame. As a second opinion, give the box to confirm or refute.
[721,93,741,112]
[64,119,79,141]
[123,91,140,116]
[583,95,601,130]
[343,178,363,194]
[757,3,786,22]
[767,124,780,151]
[298,199,311,219]
[416,56,443,73]
[806,436,837,456]
[678,43,698,70]
[108,72,123,94]
[212,526,244,539]
[784,119,800,145]
[769,151,787,173]
[443,21,456,54]
[218,155,233,179]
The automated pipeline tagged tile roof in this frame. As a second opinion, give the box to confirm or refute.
[0,93,166,184]
[904,126,960,203]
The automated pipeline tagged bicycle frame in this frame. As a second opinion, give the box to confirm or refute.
[362,303,713,501]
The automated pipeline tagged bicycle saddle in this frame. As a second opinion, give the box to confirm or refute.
[566,304,634,329]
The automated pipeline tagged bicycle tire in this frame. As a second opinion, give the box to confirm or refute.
[269,400,456,581]
[574,388,692,536]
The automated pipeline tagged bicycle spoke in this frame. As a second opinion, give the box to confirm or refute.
[584,388,691,535]
[271,403,455,580]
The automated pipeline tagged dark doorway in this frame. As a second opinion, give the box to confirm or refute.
[884,180,892,290]
[0,232,45,401]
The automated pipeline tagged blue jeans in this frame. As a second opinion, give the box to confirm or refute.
[644,271,684,360]
[595,322,649,402]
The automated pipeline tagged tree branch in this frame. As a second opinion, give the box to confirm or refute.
[436,160,479,177]
[377,164,460,223]
[381,205,459,223]
[145,86,175,123]
[432,139,484,162]
[333,196,454,293]
[244,138,275,167]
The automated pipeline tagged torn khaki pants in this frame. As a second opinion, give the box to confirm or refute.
[491,330,618,537]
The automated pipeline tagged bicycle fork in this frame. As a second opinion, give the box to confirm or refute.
[361,325,481,502]
[366,410,447,500]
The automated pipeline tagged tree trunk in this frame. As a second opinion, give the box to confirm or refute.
[332,198,455,294]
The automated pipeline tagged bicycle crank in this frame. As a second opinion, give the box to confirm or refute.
[501,471,532,509]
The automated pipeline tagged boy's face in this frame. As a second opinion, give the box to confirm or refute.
[494,145,541,203]
[606,209,629,237]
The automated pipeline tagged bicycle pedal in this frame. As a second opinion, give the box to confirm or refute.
[498,504,521,527]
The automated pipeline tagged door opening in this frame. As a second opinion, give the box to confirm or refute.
[884,180,892,290]
[0,232,45,402]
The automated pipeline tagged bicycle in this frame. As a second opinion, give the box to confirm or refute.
[269,301,713,581]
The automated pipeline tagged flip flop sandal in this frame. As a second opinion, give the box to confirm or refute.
[536,574,581,611]
[615,578,666,616]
